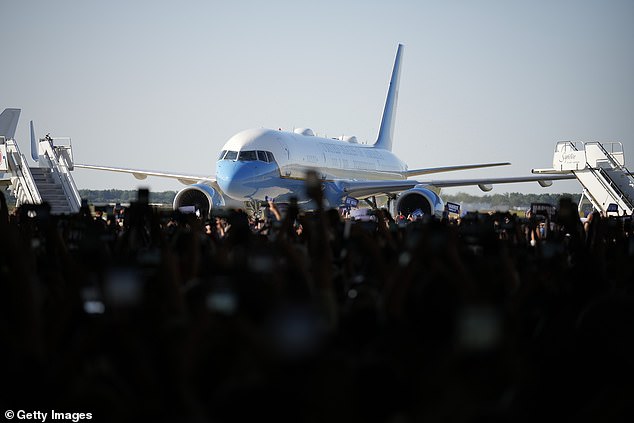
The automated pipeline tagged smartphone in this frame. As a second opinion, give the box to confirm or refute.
[305,170,321,199]
[558,197,575,222]
[138,188,149,205]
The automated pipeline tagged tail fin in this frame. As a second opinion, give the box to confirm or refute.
[374,44,404,151]
[0,108,21,140]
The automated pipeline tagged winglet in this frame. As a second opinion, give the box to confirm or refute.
[374,44,404,151]
[0,108,21,140]
[30,120,39,161]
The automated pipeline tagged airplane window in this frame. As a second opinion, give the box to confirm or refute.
[238,150,258,161]
[224,151,238,161]
[218,150,227,160]
[266,151,275,163]
[257,151,269,162]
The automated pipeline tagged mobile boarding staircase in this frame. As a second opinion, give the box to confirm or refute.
[1,131,82,214]
[534,141,634,216]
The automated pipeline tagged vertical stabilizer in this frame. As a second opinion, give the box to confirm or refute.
[0,108,21,139]
[374,44,404,151]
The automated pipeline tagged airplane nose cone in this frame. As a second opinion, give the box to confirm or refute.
[217,160,257,200]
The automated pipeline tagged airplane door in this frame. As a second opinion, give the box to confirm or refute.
[275,134,292,177]
[277,135,290,160]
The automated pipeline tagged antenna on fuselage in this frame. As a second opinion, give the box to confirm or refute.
[374,44,404,152]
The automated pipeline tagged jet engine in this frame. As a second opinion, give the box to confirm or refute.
[172,183,225,218]
[395,185,445,218]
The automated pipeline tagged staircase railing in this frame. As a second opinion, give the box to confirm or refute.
[38,137,82,213]
[4,139,42,205]
[597,167,634,211]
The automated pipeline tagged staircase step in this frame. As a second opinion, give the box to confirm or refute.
[12,157,81,215]
[38,186,65,192]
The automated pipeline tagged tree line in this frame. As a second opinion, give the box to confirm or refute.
[79,189,177,205]
[443,192,581,209]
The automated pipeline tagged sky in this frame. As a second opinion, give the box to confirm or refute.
[2,0,633,196]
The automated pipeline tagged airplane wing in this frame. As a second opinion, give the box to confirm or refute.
[404,162,510,177]
[339,174,577,198]
[74,164,215,186]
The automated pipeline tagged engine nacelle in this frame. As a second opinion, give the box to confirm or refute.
[173,183,225,218]
[395,185,445,218]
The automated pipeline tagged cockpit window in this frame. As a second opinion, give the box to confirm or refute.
[238,150,258,161]
[224,150,238,161]
[221,149,275,163]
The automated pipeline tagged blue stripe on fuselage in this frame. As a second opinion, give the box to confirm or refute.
[216,159,350,207]
[216,159,297,202]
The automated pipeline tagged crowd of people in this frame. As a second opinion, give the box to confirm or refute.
[1,188,633,422]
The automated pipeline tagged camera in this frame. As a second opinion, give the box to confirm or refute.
[305,170,322,200]
[137,188,149,205]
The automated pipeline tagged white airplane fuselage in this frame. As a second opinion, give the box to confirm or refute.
[67,43,573,218]
[216,127,407,203]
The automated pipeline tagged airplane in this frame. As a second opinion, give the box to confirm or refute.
[70,44,574,218]
[0,108,21,141]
